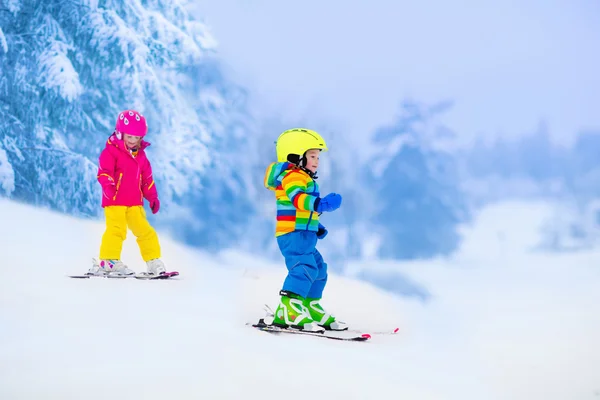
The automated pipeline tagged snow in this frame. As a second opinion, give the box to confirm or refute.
[81,0,99,9]
[0,146,15,195]
[38,41,83,102]
[0,198,599,400]
[0,27,7,54]
[146,10,204,63]
[6,0,21,15]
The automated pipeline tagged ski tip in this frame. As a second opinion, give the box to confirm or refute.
[361,333,371,339]
[393,327,400,333]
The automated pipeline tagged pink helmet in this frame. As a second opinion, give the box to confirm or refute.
[115,109,148,137]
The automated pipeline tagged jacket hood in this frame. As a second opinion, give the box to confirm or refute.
[264,161,295,190]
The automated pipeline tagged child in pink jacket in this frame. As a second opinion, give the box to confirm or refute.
[88,109,167,277]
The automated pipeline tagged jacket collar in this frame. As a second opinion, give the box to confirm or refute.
[106,132,150,153]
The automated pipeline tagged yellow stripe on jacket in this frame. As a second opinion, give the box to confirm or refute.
[264,162,321,236]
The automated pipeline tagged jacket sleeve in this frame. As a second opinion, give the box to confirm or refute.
[281,171,320,211]
[97,148,116,198]
[141,158,158,201]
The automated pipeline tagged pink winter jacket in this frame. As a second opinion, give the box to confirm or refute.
[97,133,158,208]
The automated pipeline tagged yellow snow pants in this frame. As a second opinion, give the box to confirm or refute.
[99,206,161,262]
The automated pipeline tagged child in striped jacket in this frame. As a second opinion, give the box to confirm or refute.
[263,128,346,332]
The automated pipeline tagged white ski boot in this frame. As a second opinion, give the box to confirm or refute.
[86,258,105,276]
[88,258,135,277]
[146,258,166,276]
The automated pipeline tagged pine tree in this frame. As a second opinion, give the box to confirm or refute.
[365,100,469,259]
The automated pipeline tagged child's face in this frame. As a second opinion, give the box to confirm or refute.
[123,133,142,149]
[304,149,320,173]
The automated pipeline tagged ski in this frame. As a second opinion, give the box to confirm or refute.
[261,304,399,336]
[347,327,400,335]
[249,319,371,342]
[69,257,179,280]
[135,271,179,280]
[68,271,179,280]
[68,274,132,279]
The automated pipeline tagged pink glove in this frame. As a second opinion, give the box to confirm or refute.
[150,198,160,214]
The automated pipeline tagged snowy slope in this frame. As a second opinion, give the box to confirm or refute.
[0,198,599,400]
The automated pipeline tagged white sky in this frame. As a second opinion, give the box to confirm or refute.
[191,0,600,149]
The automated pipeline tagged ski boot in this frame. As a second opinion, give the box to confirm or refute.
[271,291,325,332]
[304,297,348,331]
[146,258,166,276]
[89,258,136,277]
[86,259,105,276]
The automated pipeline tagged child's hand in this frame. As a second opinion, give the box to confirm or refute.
[316,193,342,213]
[150,198,160,214]
[317,223,328,239]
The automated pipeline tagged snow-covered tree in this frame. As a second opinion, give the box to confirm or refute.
[363,100,469,259]
[0,0,258,249]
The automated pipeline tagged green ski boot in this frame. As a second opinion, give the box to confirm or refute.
[272,291,325,332]
[304,298,348,331]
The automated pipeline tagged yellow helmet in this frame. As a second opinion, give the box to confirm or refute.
[275,128,328,163]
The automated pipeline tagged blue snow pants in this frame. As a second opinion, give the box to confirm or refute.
[277,230,328,299]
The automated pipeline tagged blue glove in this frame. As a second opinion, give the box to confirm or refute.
[317,223,328,239]
[316,193,342,213]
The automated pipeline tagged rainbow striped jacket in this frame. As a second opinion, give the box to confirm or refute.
[264,162,321,237]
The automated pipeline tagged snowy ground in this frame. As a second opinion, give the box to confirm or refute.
[0,198,598,400]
